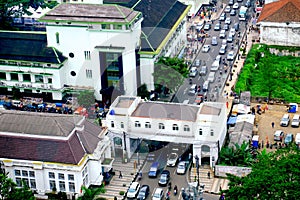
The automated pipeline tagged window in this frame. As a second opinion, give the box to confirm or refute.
[49,180,56,190]
[159,123,165,129]
[49,172,55,179]
[113,24,123,30]
[184,125,190,132]
[68,174,74,181]
[0,72,6,80]
[30,179,36,189]
[70,71,76,76]
[210,129,214,136]
[16,178,22,187]
[84,51,91,60]
[10,73,18,81]
[111,121,115,128]
[29,171,35,177]
[22,178,29,187]
[69,52,74,58]
[22,170,28,177]
[23,74,31,82]
[69,182,75,192]
[135,121,141,127]
[120,122,124,128]
[101,24,110,29]
[55,32,59,44]
[58,173,65,180]
[15,170,36,189]
[172,124,179,131]
[199,128,203,135]
[15,170,21,176]
[86,69,92,78]
[145,122,151,128]
[35,75,43,83]
[59,181,66,191]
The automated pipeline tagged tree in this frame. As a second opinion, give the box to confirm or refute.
[77,185,106,200]
[224,145,300,199]
[0,0,57,29]
[76,90,95,108]
[137,83,150,99]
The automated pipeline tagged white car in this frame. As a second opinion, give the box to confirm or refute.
[225,17,231,24]
[233,2,239,9]
[224,5,231,12]
[152,188,164,200]
[219,30,226,38]
[202,45,210,53]
[203,24,211,31]
[227,34,234,43]
[219,13,226,21]
[167,152,178,166]
[189,67,198,77]
[127,182,140,198]
[227,51,235,61]
[214,23,221,31]
[219,45,226,55]
[230,27,236,36]
[176,161,187,175]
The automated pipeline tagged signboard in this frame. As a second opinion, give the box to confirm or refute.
[215,165,252,177]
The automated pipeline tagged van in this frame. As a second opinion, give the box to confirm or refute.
[280,114,290,127]
[188,84,197,95]
[207,72,216,83]
[203,81,209,92]
[199,66,207,75]
[148,162,160,178]
[291,115,300,127]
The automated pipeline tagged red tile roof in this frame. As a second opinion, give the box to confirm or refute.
[258,0,300,22]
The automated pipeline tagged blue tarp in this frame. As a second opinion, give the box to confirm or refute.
[227,116,237,125]
[288,104,297,113]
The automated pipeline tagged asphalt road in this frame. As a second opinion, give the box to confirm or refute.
[173,2,250,104]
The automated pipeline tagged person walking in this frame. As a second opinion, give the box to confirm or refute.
[271,122,275,128]
[207,171,211,179]
[119,171,122,178]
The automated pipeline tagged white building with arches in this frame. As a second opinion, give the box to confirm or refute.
[105,96,227,167]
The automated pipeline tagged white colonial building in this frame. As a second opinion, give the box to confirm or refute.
[0,110,112,198]
[258,0,300,46]
[0,0,190,103]
[104,96,227,167]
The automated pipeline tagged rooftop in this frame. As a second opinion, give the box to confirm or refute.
[115,97,136,108]
[258,0,300,22]
[200,105,222,115]
[40,3,140,24]
[0,31,66,64]
[131,102,199,121]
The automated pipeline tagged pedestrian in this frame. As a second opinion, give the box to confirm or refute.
[114,196,117,200]
[119,171,122,178]
[207,171,210,179]
[271,122,275,128]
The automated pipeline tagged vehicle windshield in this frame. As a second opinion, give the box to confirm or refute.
[128,188,136,193]
[138,191,145,196]
[178,164,185,169]
[169,153,177,160]
[282,118,289,121]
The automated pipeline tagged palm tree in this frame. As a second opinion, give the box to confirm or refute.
[77,185,106,200]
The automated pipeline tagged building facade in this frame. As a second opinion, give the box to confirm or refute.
[0,110,112,198]
[104,96,227,167]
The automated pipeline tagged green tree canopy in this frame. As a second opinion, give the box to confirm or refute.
[224,146,300,199]
[76,90,95,108]
[77,185,105,200]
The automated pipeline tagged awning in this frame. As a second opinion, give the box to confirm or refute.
[227,116,237,125]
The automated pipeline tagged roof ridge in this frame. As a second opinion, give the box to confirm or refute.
[141,31,155,52]
[114,4,129,23]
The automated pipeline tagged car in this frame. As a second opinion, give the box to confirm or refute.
[189,67,198,77]
[225,17,231,24]
[292,115,300,127]
[137,185,150,200]
[284,133,294,145]
[234,23,240,31]
[222,39,227,46]
[188,84,197,95]
[158,170,170,186]
[219,45,227,55]
[219,13,226,21]
[152,188,164,200]
[148,162,160,178]
[229,0,234,5]
[202,45,210,52]
[199,65,207,75]
[295,133,300,146]
[274,130,284,141]
[219,30,226,38]
[227,51,234,61]
[214,23,221,31]
[280,114,290,127]
[245,0,251,7]
[167,152,178,166]
[194,59,201,67]
[215,55,222,64]
[230,27,236,36]
[230,9,236,16]
[127,182,140,198]
[195,94,204,105]
[233,2,239,9]
[227,34,234,43]
[223,24,229,31]
[211,36,218,46]
[203,24,211,31]
[224,5,231,12]
[176,161,187,175]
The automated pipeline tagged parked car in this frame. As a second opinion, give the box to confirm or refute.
[189,67,198,77]
[227,51,234,60]
[176,161,187,175]
[152,188,164,200]
[225,17,231,24]
[211,36,218,46]
[194,59,201,67]
[223,24,229,30]
[284,133,294,145]
[230,9,236,16]
[167,152,178,166]
[219,13,226,21]
[137,185,150,200]
[158,170,170,186]
[274,130,284,142]
[202,45,210,52]
[214,23,221,31]
[127,182,140,198]
[204,24,211,31]
[295,133,300,146]
[233,2,239,9]
[227,34,234,43]
[224,5,231,12]
[219,30,226,38]
[280,114,290,127]
[291,114,300,127]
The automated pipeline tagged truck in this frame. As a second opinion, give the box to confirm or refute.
[239,6,248,21]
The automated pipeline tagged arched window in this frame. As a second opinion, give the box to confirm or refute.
[184,125,190,132]
[120,122,124,128]
[159,123,165,129]
[199,128,203,135]
[135,121,141,127]
[145,122,151,128]
[172,124,179,131]
[210,129,214,136]
[111,121,114,128]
